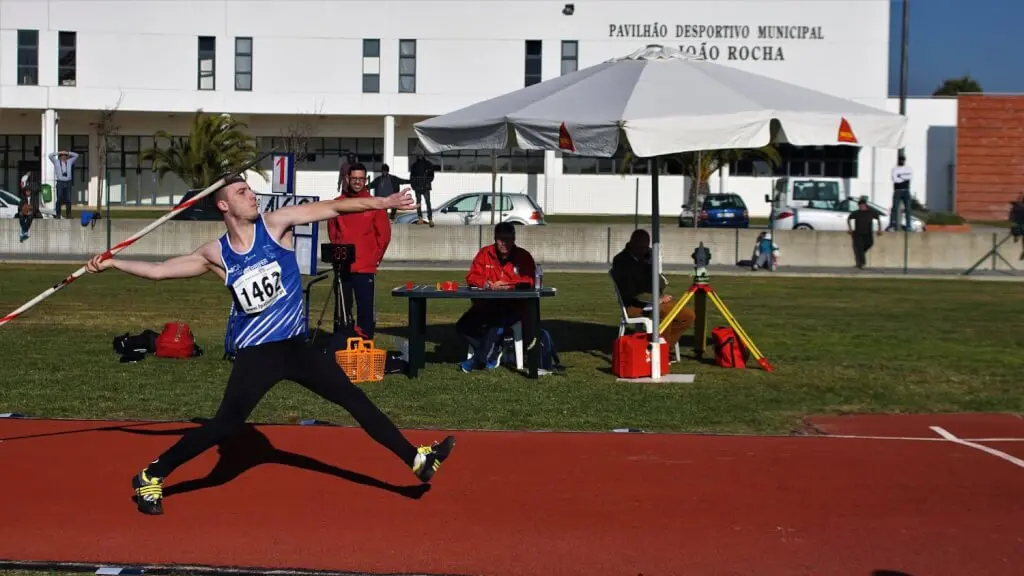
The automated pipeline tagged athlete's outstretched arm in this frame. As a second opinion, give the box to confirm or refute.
[86,241,223,281]
[264,189,416,233]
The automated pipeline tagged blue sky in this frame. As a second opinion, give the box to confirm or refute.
[888,0,1024,96]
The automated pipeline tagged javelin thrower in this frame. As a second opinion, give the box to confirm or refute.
[84,175,454,515]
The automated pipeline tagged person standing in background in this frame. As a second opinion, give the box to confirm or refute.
[337,152,356,195]
[327,162,395,339]
[409,153,435,227]
[368,163,411,220]
[889,156,913,231]
[847,196,883,269]
[48,150,78,219]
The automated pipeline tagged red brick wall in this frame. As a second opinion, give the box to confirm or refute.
[955,94,1024,220]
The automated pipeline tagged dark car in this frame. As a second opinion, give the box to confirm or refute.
[680,193,749,228]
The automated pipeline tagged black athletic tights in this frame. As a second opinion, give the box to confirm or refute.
[146,336,418,478]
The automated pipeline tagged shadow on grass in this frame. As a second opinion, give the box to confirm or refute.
[115,419,430,500]
[376,320,715,368]
[377,319,620,365]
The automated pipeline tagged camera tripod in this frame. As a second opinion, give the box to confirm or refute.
[304,244,358,344]
[305,263,353,345]
[659,275,774,371]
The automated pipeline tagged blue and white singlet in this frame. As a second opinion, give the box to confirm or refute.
[219,214,306,354]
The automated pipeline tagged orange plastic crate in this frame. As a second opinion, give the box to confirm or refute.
[335,337,386,383]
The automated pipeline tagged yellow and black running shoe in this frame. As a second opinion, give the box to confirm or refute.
[132,469,164,515]
[412,436,455,483]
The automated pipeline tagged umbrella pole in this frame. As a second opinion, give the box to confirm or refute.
[634,177,639,229]
[491,150,498,225]
[651,156,662,380]
[693,151,701,230]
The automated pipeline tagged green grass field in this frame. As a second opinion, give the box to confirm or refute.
[1,264,1022,435]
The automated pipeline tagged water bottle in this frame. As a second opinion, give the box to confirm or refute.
[535,264,543,290]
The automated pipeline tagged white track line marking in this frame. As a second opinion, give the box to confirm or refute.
[816,434,944,441]
[930,426,1024,469]
[797,433,1024,442]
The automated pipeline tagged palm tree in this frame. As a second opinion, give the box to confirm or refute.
[619,145,782,216]
[141,110,267,190]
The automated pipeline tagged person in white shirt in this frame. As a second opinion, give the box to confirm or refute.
[889,156,913,231]
[48,150,79,219]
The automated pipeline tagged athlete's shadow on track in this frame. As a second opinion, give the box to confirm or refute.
[116,420,431,501]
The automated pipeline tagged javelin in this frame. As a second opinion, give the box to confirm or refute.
[0,150,275,328]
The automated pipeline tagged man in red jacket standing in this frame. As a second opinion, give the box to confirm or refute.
[457,222,536,372]
[327,162,396,339]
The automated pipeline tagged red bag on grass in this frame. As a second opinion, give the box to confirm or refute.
[711,326,749,368]
[155,322,198,359]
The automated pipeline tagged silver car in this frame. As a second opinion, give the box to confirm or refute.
[771,196,925,232]
[0,188,57,219]
[394,192,546,226]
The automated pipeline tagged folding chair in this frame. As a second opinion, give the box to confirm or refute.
[609,270,681,362]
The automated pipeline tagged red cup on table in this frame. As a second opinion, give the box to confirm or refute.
[405,281,414,290]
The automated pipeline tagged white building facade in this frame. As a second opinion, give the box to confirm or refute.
[0,0,958,217]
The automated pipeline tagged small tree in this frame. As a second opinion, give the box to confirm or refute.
[932,76,983,96]
[91,91,124,211]
[141,110,267,189]
[277,100,324,176]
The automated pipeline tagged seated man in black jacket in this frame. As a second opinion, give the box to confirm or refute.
[610,229,695,347]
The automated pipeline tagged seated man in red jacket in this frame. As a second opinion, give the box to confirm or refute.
[326,162,397,339]
[457,222,536,372]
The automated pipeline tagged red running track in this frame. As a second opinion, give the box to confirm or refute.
[0,415,1022,576]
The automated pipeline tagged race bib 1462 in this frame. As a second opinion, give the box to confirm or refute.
[231,261,286,315]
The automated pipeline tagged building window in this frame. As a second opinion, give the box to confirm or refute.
[408,138,544,174]
[399,39,416,93]
[363,38,380,57]
[561,143,686,176]
[57,31,76,86]
[525,40,542,86]
[234,37,252,91]
[728,145,860,179]
[561,41,577,75]
[17,30,39,86]
[0,135,40,200]
[362,39,380,93]
[198,36,215,90]
[260,137,386,174]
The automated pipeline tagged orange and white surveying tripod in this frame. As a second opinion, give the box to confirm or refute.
[659,270,775,372]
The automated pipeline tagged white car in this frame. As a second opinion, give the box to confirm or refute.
[394,192,545,226]
[0,188,56,219]
[770,197,924,232]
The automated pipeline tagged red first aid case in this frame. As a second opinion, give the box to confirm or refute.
[612,332,670,378]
